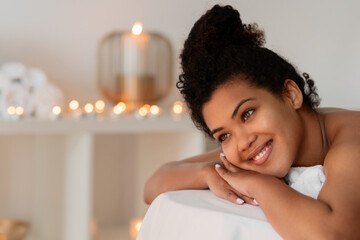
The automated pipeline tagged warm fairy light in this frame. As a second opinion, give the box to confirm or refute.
[143,104,151,112]
[135,221,142,232]
[150,105,160,115]
[132,22,143,35]
[138,106,149,117]
[7,106,16,115]
[130,219,143,238]
[15,106,24,116]
[117,102,126,111]
[95,100,105,113]
[52,106,61,116]
[113,105,123,115]
[84,103,94,113]
[113,102,126,115]
[69,100,79,110]
[173,101,184,114]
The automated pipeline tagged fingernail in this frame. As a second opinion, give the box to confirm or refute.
[253,199,259,205]
[215,164,221,168]
[220,152,225,157]
[236,198,244,205]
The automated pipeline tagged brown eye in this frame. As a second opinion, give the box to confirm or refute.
[241,109,254,122]
[218,133,231,143]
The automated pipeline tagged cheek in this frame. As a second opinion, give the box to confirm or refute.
[222,142,242,167]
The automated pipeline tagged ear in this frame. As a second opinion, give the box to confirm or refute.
[282,79,303,110]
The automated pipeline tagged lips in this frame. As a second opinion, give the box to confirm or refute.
[249,140,273,166]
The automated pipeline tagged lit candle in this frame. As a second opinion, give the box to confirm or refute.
[149,105,160,117]
[69,100,82,119]
[84,103,95,118]
[120,22,151,104]
[7,106,16,115]
[7,106,18,120]
[111,102,126,118]
[50,106,61,120]
[136,104,151,119]
[172,101,184,114]
[84,103,93,113]
[137,106,148,118]
[95,100,105,113]
[122,22,149,76]
[129,219,143,239]
[172,101,184,121]
[15,106,24,116]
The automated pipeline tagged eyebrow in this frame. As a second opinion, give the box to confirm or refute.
[209,98,256,136]
[231,98,256,119]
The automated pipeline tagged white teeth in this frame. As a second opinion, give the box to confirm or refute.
[253,145,270,161]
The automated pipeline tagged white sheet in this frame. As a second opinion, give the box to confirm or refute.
[137,190,281,240]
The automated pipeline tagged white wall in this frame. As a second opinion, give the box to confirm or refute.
[0,0,359,108]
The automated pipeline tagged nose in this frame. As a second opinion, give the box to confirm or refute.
[236,128,257,153]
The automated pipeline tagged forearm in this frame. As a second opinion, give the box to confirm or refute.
[144,148,222,204]
[250,176,336,240]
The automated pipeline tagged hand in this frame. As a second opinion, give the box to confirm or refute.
[203,160,255,206]
[215,153,260,206]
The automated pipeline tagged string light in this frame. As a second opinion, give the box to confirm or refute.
[69,100,80,111]
[84,103,94,113]
[95,100,105,113]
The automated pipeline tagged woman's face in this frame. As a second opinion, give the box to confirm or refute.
[202,80,304,178]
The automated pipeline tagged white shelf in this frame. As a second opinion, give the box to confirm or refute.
[0,115,206,240]
[0,115,196,134]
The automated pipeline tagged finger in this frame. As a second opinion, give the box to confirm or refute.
[215,163,233,181]
[222,189,245,205]
[243,196,259,206]
[219,153,238,172]
[230,188,257,206]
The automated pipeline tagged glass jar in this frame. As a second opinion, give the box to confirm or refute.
[97,23,173,110]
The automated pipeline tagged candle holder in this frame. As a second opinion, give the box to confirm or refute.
[97,22,173,111]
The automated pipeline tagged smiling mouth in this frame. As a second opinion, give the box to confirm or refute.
[250,140,273,165]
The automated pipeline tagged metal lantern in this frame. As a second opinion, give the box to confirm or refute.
[97,22,173,110]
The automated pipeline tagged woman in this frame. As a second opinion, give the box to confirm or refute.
[144,5,360,239]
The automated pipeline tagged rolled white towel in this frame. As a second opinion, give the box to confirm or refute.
[285,165,326,199]
[25,67,48,88]
[0,72,11,91]
[1,62,27,81]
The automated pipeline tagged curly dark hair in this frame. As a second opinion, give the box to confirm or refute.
[176,4,320,137]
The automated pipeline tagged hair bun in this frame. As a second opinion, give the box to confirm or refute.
[187,5,265,52]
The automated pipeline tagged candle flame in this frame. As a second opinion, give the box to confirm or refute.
[113,102,126,115]
[15,106,24,116]
[150,105,160,115]
[84,103,94,113]
[69,100,80,110]
[173,101,184,114]
[52,106,62,115]
[95,100,105,113]
[130,219,143,238]
[7,106,16,115]
[132,22,143,35]
[138,105,149,117]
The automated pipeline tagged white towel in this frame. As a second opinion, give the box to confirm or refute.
[285,165,326,199]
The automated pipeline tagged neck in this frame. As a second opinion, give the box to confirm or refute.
[292,108,326,167]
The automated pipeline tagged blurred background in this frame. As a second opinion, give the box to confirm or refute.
[0,1,359,240]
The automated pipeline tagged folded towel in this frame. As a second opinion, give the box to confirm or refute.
[285,165,326,199]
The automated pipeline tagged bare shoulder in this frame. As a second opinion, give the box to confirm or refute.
[316,109,360,232]
[318,107,360,144]
[317,108,360,205]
